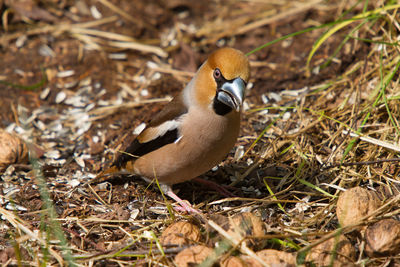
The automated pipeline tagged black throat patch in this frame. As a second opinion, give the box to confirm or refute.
[213,95,232,116]
[213,70,234,116]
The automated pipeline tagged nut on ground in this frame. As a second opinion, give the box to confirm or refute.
[226,212,265,248]
[161,221,201,246]
[306,235,356,267]
[336,186,380,227]
[174,245,213,267]
[365,218,400,257]
[0,129,28,173]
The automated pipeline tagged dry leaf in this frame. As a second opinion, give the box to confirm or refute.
[5,0,57,22]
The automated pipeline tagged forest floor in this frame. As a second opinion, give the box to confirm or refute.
[1,0,400,266]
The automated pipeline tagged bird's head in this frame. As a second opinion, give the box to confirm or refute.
[193,47,250,115]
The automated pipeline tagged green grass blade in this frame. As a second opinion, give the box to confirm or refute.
[320,20,368,70]
[246,16,375,57]
[306,3,400,71]
[269,238,301,250]
[297,178,335,198]
[0,66,48,90]
[263,178,288,214]
[380,52,400,136]
[31,155,76,266]
[342,55,400,163]
[243,109,287,158]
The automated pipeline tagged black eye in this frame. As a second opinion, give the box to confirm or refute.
[213,68,221,79]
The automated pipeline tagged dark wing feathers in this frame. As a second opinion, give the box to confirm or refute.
[147,94,188,127]
[114,128,179,168]
[113,94,188,168]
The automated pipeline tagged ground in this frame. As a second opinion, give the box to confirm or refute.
[1,0,400,266]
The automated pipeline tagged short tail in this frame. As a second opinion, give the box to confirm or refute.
[88,161,135,185]
[88,166,122,185]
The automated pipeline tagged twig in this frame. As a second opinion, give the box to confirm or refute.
[0,206,65,265]
[97,0,156,31]
[342,130,400,152]
[88,97,171,120]
[207,219,270,267]
[0,16,118,46]
[236,0,324,35]
[298,194,400,254]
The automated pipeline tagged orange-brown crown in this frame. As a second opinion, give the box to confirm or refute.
[194,48,250,108]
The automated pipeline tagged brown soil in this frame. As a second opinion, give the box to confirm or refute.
[1,0,398,266]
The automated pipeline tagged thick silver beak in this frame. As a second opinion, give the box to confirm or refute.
[217,78,245,112]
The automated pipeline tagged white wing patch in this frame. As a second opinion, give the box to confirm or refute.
[174,135,183,143]
[157,120,180,136]
[143,120,181,143]
[133,123,146,135]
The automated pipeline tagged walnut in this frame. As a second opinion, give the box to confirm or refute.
[174,245,213,267]
[0,129,28,173]
[365,219,400,256]
[226,212,265,248]
[306,235,356,267]
[336,186,380,227]
[161,221,201,246]
[221,250,296,267]
[256,249,296,266]
[220,256,248,267]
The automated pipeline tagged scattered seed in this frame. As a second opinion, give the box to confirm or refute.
[282,111,291,121]
[268,92,282,102]
[55,91,67,103]
[108,53,127,60]
[90,5,102,19]
[44,150,61,159]
[146,61,158,69]
[40,87,51,100]
[261,94,269,104]
[68,179,81,187]
[38,44,56,57]
[75,157,85,168]
[234,145,245,161]
[16,35,28,48]
[140,89,149,97]
[57,70,75,78]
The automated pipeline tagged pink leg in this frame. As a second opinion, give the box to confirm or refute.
[192,177,236,197]
[161,184,200,214]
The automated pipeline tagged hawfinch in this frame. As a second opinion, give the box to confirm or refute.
[97,47,250,213]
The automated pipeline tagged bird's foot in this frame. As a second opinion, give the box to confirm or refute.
[161,184,200,214]
[171,200,201,214]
